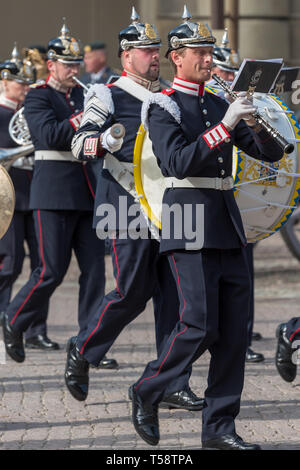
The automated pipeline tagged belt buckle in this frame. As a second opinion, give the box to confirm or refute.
[222,176,234,190]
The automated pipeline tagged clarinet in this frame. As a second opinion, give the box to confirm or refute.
[212,74,294,155]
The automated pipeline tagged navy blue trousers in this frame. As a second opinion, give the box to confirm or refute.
[6,210,105,335]
[286,317,300,342]
[0,210,49,339]
[134,248,250,442]
[77,234,191,396]
[245,243,255,347]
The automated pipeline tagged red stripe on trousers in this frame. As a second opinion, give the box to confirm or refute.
[289,327,300,342]
[80,232,123,354]
[112,234,123,298]
[10,210,46,325]
[135,326,188,391]
[82,164,95,199]
[135,253,188,391]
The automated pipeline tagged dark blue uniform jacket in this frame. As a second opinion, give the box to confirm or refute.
[24,84,96,211]
[147,88,284,252]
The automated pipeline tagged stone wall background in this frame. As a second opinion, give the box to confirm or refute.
[0,0,298,81]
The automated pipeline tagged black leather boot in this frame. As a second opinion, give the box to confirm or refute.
[131,386,159,446]
[202,433,261,450]
[246,347,264,363]
[275,323,297,382]
[2,313,25,363]
[25,335,60,350]
[65,337,90,401]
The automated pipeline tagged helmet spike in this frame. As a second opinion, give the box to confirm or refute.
[11,42,19,62]
[221,28,229,47]
[131,6,140,23]
[182,5,192,22]
[60,17,70,38]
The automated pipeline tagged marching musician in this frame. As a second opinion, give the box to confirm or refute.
[0,45,58,350]
[209,28,240,84]
[130,8,284,449]
[209,30,264,364]
[1,22,117,369]
[275,318,300,382]
[65,7,204,412]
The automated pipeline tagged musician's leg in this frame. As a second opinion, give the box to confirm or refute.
[5,210,74,334]
[76,235,158,366]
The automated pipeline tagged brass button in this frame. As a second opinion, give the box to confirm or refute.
[206,121,211,127]
[221,169,225,176]
[203,109,208,115]
[218,157,224,163]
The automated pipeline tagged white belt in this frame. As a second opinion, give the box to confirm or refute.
[34,150,81,162]
[103,153,136,197]
[165,176,234,191]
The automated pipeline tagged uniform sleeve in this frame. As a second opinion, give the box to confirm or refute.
[232,120,284,163]
[71,94,114,161]
[24,89,76,150]
[148,103,284,179]
[148,103,232,179]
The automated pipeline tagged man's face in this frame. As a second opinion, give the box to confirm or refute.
[84,49,107,74]
[211,66,235,82]
[172,46,213,83]
[123,47,160,81]
[47,60,81,87]
[4,80,29,103]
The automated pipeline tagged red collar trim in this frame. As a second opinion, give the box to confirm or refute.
[172,76,205,97]
[46,74,70,94]
[0,95,19,110]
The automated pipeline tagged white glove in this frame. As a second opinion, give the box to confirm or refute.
[222,94,257,130]
[101,127,123,153]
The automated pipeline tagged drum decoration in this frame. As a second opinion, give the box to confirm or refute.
[0,165,15,239]
[231,93,300,242]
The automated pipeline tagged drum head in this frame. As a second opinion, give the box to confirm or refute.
[0,165,15,239]
[232,93,300,242]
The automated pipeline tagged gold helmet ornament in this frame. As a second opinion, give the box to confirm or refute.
[118,6,161,57]
[0,43,36,84]
[47,19,83,63]
[166,5,216,57]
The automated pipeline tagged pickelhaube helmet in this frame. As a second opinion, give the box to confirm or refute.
[212,29,241,72]
[118,7,161,57]
[0,43,36,84]
[166,5,216,57]
[47,19,83,63]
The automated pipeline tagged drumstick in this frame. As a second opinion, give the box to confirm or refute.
[110,123,125,139]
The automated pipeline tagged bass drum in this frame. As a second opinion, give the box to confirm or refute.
[0,165,15,239]
[133,92,300,242]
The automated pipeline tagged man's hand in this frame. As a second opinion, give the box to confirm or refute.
[222,93,257,131]
[101,126,124,153]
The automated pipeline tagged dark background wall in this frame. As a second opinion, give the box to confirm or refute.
[0,0,135,69]
[1,0,299,82]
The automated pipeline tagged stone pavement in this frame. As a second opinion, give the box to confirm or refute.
[0,233,299,451]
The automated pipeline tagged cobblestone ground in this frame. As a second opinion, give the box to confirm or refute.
[0,233,299,450]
